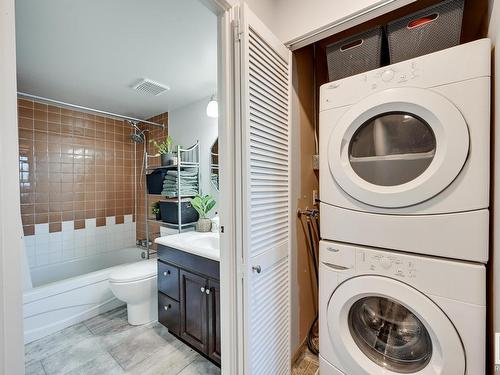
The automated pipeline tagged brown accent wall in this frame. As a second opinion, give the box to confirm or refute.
[18,98,135,235]
[292,46,320,354]
[135,113,168,247]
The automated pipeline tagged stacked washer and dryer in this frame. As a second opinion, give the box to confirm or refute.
[318,39,491,374]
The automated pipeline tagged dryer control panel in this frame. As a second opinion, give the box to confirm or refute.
[357,250,418,280]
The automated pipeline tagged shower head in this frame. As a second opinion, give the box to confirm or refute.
[126,120,148,144]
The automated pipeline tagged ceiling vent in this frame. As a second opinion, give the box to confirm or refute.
[132,79,170,96]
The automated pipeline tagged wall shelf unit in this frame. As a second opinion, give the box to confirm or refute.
[144,142,200,258]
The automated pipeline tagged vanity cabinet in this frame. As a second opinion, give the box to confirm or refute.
[157,244,220,366]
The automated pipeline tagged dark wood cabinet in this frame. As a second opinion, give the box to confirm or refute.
[207,279,221,363]
[157,245,220,366]
[179,269,208,353]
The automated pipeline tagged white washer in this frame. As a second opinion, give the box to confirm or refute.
[319,241,485,375]
[319,39,491,262]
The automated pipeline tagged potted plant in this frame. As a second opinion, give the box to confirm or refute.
[152,202,161,221]
[150,135,175,166]
[191,194,216,232]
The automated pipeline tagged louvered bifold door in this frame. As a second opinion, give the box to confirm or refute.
[235,4,291,375]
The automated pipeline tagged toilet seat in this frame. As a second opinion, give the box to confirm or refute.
[109,259,157,283]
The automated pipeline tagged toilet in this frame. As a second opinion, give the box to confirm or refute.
[109,259,158,325]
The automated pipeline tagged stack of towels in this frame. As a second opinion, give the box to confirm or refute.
[161,169,199,197]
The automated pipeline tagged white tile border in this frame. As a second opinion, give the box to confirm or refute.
[24,217,136,267]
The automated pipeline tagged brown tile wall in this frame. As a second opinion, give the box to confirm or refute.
[18,98,135,235]
[135,112,169,249]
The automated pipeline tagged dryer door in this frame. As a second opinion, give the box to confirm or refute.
[327,275,465,375]
[328,87,469,208]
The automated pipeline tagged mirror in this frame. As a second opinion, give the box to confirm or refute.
[210,138,219,191]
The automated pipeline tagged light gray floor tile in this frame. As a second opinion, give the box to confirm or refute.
[108,324,178,370]
[41,336,107,375]
[125,341,198,375]
[25,323,93,365]
[26,307,218,375]
[84,306,129,335]
[64,352,124,375]
[25,361,46,375]
[177,355,221,375]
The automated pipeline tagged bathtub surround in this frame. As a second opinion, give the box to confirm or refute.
[135,112,169,250]
[24,215,135,271]
[18,98,135,238]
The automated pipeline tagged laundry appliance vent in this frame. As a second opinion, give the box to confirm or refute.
[131,79,170,96]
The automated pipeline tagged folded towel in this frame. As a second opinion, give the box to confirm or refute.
[166,169,198,177]
[161,188,198,197]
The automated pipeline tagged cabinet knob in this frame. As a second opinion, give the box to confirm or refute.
[206,288,210,295]
[163,304,171,311]
[201,287,205,293]
[163,270,171,276]
[252,265,262,274]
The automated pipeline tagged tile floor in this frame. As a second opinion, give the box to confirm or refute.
[25,306,220,375]
[292,348,319,375]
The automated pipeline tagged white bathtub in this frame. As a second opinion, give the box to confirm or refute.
[23,247,148,343]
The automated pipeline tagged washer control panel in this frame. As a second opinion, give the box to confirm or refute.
[362,61,420,90]
[357,250,418,280]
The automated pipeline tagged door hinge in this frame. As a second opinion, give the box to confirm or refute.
[233,20,242,42]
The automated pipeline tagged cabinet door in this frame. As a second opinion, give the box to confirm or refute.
[207,279,221,365]
[179,269,208,353]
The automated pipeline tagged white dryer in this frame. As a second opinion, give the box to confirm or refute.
[318,241,485,375]
[319,39,491,262]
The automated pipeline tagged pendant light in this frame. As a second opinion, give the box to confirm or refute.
[206,95,218,118]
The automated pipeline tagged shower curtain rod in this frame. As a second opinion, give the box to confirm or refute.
[17,92,165,128]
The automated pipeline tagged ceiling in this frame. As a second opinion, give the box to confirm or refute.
[15,0,217,119]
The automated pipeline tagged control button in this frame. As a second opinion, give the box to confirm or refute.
[379,257,392,270]
[382,69,395,82]
[371,83,378,90]
[398,74,408,83]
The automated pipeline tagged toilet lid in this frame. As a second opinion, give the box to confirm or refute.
[109,259,157,283]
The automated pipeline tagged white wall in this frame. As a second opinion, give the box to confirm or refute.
[0,0,25,372]
[168,96,219,208]
[234,0,415,47]
[489,0,500,369]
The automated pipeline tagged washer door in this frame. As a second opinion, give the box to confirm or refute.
[327,276,465,375]
[328,87,469,208]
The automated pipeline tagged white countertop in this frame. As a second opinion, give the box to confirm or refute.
[155,231,220,262]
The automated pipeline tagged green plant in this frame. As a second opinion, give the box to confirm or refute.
[191,194,216,219]
[152,202,160,215]
[150,135,174,155]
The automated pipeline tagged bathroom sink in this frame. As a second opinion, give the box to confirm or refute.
[190,235,219,251]
[154,231,220,261]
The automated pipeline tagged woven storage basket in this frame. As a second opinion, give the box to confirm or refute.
[387,0,464,63]
[326,27,383,82]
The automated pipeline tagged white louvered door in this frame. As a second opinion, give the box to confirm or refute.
[234,4,291,375]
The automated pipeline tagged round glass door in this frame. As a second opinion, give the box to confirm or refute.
[349,112,436,187]
[349,296,432,373]
[326,276,466,375]
[328,88,469,208]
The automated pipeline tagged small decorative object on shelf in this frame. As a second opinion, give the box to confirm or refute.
[152,202,161,221]
[191,194,216,232]
[150,135,176,166]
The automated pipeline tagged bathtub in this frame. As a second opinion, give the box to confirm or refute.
[23,247,148,344]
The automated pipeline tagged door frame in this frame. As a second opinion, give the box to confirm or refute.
[0,0,25,373]
[0,1,241,374]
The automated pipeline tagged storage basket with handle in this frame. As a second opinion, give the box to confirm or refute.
[387,0,464,63]
[326,27,383,82]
